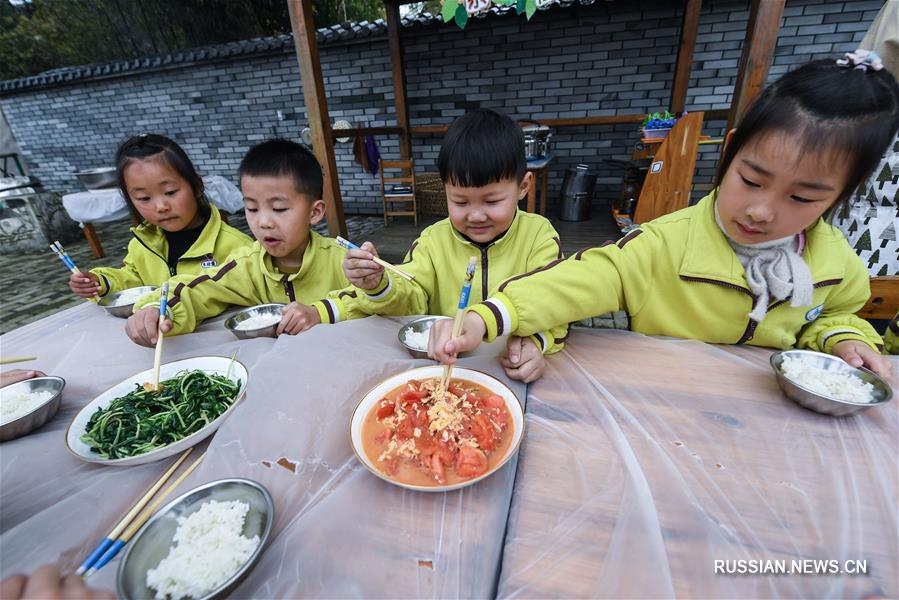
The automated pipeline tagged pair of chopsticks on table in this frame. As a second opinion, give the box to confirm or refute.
[441,256,478,389]
[335,236,414,281]
[77,448,206,578]
[0,356,36,365]
[49,241,98,302]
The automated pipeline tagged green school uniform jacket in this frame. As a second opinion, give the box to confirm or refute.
[313,210,569,354]
[91,206,251,296]
[134,232,351,336]
[469,192,883,354]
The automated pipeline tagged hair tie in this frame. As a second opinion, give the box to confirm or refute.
[836,49,884,72]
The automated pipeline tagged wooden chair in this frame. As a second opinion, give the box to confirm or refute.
[379,159,417,226]
[858,276,898,320]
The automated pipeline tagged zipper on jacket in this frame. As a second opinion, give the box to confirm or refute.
[133,233,172,274]
[680,275,758,344]
[480,247,490,302]
[281,275,296,303]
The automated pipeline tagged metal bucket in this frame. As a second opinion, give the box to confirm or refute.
[560,192,591,222]
[559,164,596,221]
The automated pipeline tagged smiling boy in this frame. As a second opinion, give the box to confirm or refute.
[322,109,567,382]
[126,139,350,345]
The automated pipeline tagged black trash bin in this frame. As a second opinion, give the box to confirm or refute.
[559,164,597,222]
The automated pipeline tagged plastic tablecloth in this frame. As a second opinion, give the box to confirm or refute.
[61,176,244,224]
[0,305,523,597]
[497,329,898,598]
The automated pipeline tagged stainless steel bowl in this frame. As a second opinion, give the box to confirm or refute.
[74,167,118,190]
[117,478,274,600]
[98,286,159,318]
[397,316,452,359]
[770,349,893,417]
[0,376,65,442]
[224,304,285,339]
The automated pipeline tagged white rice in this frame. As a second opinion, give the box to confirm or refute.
[234,313,281,331]
[403,328,430,351]
[146,499,259,600]
[781,355,877,404]
[0,388,54,425]
[111,288,154,307]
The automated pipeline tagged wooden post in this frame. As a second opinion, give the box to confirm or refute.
[385,0,412,161]
[670,0,702,115]
[727,0,785,131]
[287,0,348,238]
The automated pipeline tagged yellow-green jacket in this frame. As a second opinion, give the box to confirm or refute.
[469,192,883,354]
[885,314,898,355]
[318,211,568,354]
[134,232,350,335]
[91,207,251,297]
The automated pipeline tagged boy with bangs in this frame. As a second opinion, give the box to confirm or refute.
[126,139,352,345]
[319,108,567,382]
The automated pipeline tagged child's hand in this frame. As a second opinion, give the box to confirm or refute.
[832,340,893,379]
[501,336,546,383]
[343,241,385,290]
[0,369,46,388]
[69,271,101,298]
[1,564,114,600]
[277,302,321,335]
[126,306,173,347]
[428,312,488,364]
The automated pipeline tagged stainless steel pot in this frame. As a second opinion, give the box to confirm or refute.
[522,122,552,160]
[74,167,118,190]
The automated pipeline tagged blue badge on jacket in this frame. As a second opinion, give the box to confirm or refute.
[201,257,218,268]
[805,304,823,321]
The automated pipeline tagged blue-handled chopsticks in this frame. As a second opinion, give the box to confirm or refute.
[82,450,206,578]
[75,448,193,576]
[441,256,478,388]
[147,282,169,392]
[335,236,414,281]
[50,241,98,302]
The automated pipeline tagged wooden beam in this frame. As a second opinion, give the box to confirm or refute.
[670,0,702,115]
[727,0,785,131]
[385,0,412,161]
[287,0,347,238]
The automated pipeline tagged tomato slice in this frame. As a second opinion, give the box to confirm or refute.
[436,437,457,466]
[376,399,395,419]
[396,417,414,440]
[482,395,505,409]
[471,414,496,451]
[431,453,447,484]
[448,384,467,398]
[455,446,488,478]
[415,431,436,456]
[399,389,428,406]
[409,407,429,428]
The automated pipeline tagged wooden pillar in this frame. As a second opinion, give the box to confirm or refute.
[287,0,348,238]
[727,0,785,131]
[385,0,412,161]
[669,0,702,115]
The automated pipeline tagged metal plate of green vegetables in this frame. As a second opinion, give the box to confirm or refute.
[65,356,248,466]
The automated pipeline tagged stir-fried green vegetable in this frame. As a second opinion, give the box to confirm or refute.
[80,370,242,459]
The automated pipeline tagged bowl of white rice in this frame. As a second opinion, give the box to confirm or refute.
[770,349,893,416]
[398,315,453,359]
[99,286,159,318]
[0,376,65,442]
[118,478,273,600]
[224,304,285,340]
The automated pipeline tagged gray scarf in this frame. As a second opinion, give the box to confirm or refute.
[714,204,814,322]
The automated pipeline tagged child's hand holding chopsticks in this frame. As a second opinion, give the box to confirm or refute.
[126,306,173,347]
[342,241,386,290]
[428,311,488,365]
[68,271,102,298]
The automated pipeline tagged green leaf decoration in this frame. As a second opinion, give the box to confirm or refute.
[525,0,537,18]
[442,0,457,23]
[516,0,526,14]
[455,3,469,28]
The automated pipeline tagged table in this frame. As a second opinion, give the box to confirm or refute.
[525,155,554,215]
[498,329,898,598]
[1,309,896,597]
[61,176,246,258]
[0,305,524,597]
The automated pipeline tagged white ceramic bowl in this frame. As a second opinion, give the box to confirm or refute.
[66,356,248,466]
[350,365,524,492]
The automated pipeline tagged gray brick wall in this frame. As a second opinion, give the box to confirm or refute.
[0,0,877,216]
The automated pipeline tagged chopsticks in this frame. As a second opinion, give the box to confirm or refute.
[83,450,206,578]
[0,356,37,365]
[441,256,477,389]
[50,241,98,302]
[146,283,169,393]
[335,236,415,281]
[75,448,193,576]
